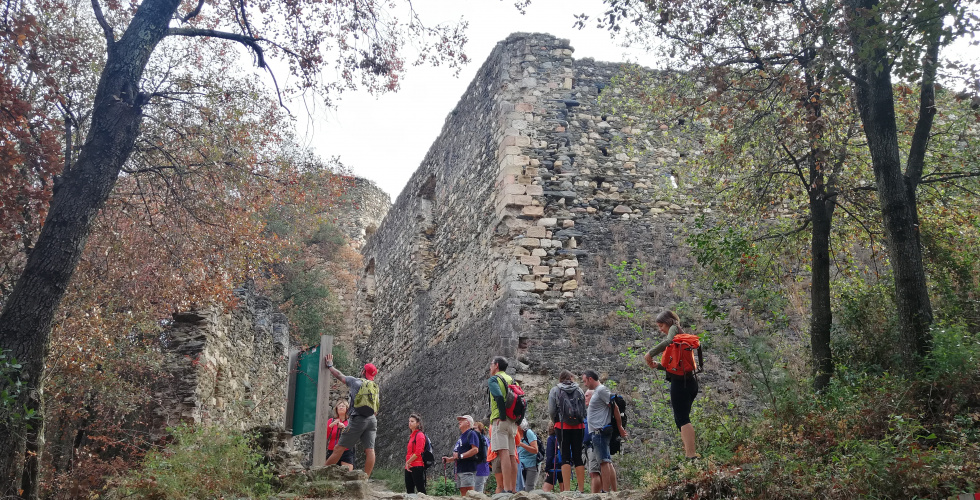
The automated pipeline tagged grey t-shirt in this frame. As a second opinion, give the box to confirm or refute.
[345,376,367,418]
[587,384,612,433]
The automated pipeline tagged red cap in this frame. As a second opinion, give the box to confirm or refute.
[363,363,378,380]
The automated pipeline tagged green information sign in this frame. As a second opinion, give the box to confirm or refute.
[291,345,319,436]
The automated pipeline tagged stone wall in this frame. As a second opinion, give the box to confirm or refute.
[158,284,290,430]
[355,33,745,467]
[332,177,391,249]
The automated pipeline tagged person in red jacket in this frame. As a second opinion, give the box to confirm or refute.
[326,400,354,470]
[404,413,427,494]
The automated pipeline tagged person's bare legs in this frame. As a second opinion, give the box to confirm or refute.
[590,472,602,493]
[600,461,618,492]
[561,464,571,492]
[324,446,347,466]
[575,465,586,492]
[680,423,697,458]
[460,487,473,496]
[364,449,376,477]
[500,454,518,492]
[494,472,503,493]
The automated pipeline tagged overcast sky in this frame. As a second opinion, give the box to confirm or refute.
[291,0,660,199]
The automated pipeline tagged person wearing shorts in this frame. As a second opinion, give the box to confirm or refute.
[583,370,627,492]
[488,356,520,493]
[324,355,379,477]
[443,415,481,496]
[474,422,491,494]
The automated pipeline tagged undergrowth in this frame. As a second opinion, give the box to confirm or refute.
[638,322,980,499]
[110,425,274,499]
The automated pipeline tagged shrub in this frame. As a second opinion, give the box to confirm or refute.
[113,425,274,499]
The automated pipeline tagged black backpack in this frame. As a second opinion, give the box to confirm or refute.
[609,393,628,455]
[522,432,544,465]
[421,434,435,469]
[470,430,487,463]
[556,387,586,425]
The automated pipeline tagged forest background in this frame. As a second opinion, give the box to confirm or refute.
[1,0,979,498]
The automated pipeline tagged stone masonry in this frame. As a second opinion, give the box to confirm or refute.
[157,284,291,430]
[353,33,745,468]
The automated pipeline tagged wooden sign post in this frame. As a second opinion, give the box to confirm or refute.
[284,347,300,435]
[311,335,333,467]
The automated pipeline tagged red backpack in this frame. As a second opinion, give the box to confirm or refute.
[661,333,703,377]
[494,375,527,422]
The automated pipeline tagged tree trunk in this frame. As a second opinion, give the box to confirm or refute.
[846,0,934,373]
[810,187,835,391]
[0,0,180,494]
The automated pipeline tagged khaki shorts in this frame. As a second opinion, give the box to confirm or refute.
[490,420,518,453]
[457,472,476,488]
[337,415,377,450]
[585,445,601,474]
[491,456,501,475]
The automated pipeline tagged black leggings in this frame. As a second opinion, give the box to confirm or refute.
[405,466,426,494]
[669,374,699,429]
[557,427,585,466]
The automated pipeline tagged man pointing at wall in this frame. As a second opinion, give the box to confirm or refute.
[324,355,380,477]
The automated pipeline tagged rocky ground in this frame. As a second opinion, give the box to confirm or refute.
[275,466,647,500]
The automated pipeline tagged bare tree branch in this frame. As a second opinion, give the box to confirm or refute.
[180,0,206,23]
[91,0,114,45]
[166,28,267,68]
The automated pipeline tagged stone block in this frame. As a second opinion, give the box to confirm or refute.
[563,77,573,89]
[561,279,579,291]
[533,266,550,275]
[517,175,533,185]
[522,206,544,217]
[558,259,579,267]
[525,167,540,177]
[501,194,533,207]
[519,238,541,248]
[537,218,558,227]
[501,145,523,156]
[612,205,632,215]
[509,281,536,292]
[525,184,544,196]
[526,226,547,238]
[501,135,531,147]
[502,184,527,195]
[565,267,577,277]
[550,267,563,276]
[534,281,549,292]
[531,248,547,257]
[515,102,533,112]
[562,219,574,228]
[499,154,530,168]
[520,255,541,266]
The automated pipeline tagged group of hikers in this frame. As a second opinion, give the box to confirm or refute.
[317,310,702,495]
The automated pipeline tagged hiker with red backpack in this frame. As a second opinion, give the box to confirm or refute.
[643,310,702,461]
[547,369,588,493]
[404,413,427,494]
[487,356,523,493]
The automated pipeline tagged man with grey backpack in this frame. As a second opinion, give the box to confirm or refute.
[547,369,587,493]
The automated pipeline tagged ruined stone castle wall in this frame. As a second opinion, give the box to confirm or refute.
[158,285,290,431]
[333,177,391,248]
[356,33,739,466]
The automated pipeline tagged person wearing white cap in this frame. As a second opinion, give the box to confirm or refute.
[442,415,484,496]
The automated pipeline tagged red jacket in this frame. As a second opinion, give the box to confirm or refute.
[406,430,426,468]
